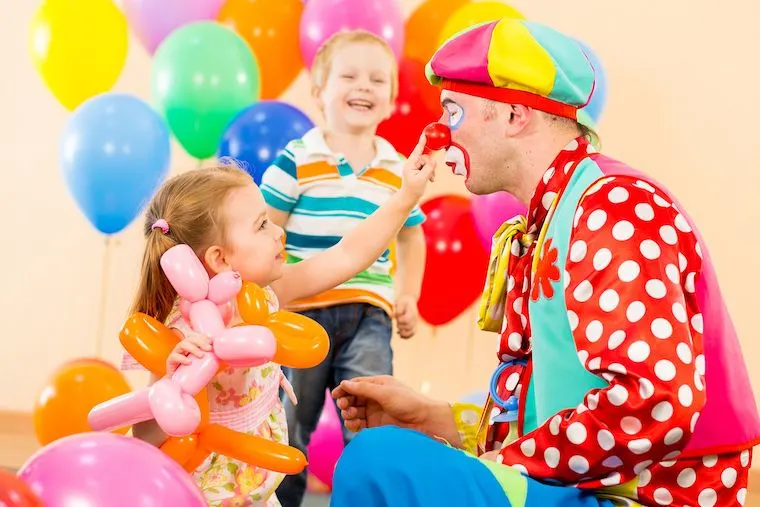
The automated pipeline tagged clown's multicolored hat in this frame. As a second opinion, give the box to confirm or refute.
[426,18,597,128]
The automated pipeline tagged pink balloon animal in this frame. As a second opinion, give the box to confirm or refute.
[88,244,277,437]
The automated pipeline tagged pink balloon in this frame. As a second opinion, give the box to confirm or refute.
[299,0,405,68]
[471,192,527,248]
[306,390,344,488]
[123,0,226,54]
[18,433,206,507]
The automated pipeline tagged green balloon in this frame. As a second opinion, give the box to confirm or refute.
[151,22,260,160]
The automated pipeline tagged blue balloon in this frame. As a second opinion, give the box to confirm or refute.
[577,40,608,123]
[218,101,314,185]
[61,93,171,235]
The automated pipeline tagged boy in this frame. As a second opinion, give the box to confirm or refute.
[261,30,427,506]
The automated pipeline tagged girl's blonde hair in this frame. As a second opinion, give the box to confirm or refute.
[311,30,399,101]
[130,164,252,323]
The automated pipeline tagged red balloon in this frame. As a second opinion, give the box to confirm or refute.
[418,195,490,326]
[0,469,42,507]
[377,58,440,156]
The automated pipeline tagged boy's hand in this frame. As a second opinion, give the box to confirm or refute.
[399,134,437,204]
[166,333,212,376]
[394,294,419,339]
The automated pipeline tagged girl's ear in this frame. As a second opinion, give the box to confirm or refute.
[203,245,230,275]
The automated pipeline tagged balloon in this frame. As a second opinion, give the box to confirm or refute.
[32,358,131,446]
[377,58,440,156]
[0,469,42,507]
[404,0,467,64]
[299,0,405,68]
[218,0,304,98]
[151,21,260,160]
[471,192,527,249]
[438,2,525,47]
[120,313,180,377]
[29,0,127,110]
[266,311,330,368]
[306,391,344,488]
[60,93,171,235]
[218,101,314,185]
[418,195,490,326]
[18,433,206,506]
[576,39,608,123]
[122,0,225,54]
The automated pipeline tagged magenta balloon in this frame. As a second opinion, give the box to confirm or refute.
[471,192,527,248]
[306,390,344,488]
[122,0,226,54]
[299,0,405,68]
[18,433,206,507]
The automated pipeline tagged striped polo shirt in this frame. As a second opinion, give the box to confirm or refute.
[261,127,425,315]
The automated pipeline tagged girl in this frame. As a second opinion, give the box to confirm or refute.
[121,136,436,506]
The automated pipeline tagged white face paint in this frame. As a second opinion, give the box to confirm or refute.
[440,96,471,178]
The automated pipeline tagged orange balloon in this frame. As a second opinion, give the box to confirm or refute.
[237,282,271,325]
[183,445,212,473]
[199,424,307,474]
[267,311,329,368]
[218,0,304,99]
[404,0,468,64]
[119,313,179,377]
[160,434,198,466]
[33,358,131,445]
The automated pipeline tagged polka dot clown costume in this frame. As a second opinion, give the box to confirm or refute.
[330,18,760,507]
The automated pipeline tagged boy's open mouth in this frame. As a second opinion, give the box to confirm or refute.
[347,99,374,111]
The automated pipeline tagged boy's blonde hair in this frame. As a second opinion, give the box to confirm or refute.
[311,30,399,101]
[130,164,252,323]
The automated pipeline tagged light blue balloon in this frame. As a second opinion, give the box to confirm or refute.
[61,93,171,235]
[576,39,608,123]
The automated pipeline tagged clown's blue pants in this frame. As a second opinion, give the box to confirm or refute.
[330,426,616,507]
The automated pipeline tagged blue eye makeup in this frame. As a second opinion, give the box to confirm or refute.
[446,103,465,130]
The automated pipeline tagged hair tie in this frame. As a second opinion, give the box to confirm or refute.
[151,219,169,234]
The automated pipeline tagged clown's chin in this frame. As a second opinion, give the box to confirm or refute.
[445,144,469,178]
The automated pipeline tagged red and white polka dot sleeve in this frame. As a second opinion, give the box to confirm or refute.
[498,177,706,488]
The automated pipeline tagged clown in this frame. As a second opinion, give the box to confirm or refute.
[328,18,760,507]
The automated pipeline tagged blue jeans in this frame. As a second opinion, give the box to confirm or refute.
[276,303,393,507]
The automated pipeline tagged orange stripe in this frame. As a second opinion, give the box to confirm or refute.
[296,161,340,182]
[285,288,393,316]
[359,168,401,190]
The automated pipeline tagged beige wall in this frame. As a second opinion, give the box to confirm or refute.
[2,0,759,460]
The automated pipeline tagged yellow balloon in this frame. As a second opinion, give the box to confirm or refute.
[29,0,128,110]
[438,2,525,48]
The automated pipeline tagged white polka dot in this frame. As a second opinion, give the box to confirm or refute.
[520,438,536,457]
[652,401,674,422]
[679,252,688,272]
[676,343,692,364]
[628,438,652,455]
[660,225,678,245]
[741,449,750,467]
[654,194,671,207]
[541,191,557,210]
[635,203,655,221]
[565,139,579,151]
[627,301,646,322]
[646,279,667,299]
[695,355,705,375]
[549,415,561,435]
[564,270,571,289]
[677,467,696,488]
[722,467,737,488]
[694,371,704,392]
[664,450,681,460]
[574,207,584,227]
[672,302,687,323]
[593,248,613,270]
[651,318,673,339]
[678,385,694,407]
[661,459,677,468]
[508,332,522,351]
[698,488,717,507]
[737,488,747,505]
[566,422,587,444]
[511,463,527,474]
[585,320,604,342]
[603,456,623,468]
[621,416,642,435]
[640,239,661,260]
[634,460,653,474]
[588,357,602,371]
[607,385,629,406]
[543,167,556,183]
[691,314,704,333]
[666,264,680,284]
[608,187,629,203]
[691,412,701,433]
[685,272,697,293]
[608,330,626,350]
[635,180,656,193]
[587,392,599,410]
[674,214,692,233]
[569,240,587,262]
[627,341,651,362]
[702,455,718,467]
[618,260,640,282]
[599,290,619,312]
[544,447,560,468]
[665,427,683,445]
[655,360,677,381]
[613,221,635,240]
[597,429,615,450]
[569,455,589,474]
[653,487,673,505]
[587,210,607,231]
[600,472,622,486]
[638,469,652,487]
[577,350,589,366]
[567,310,579,331]
[505,372,520,391]
[639,378,655,399]
[608,363,627,375]
[573,280,593,302]
[512,296,524,314]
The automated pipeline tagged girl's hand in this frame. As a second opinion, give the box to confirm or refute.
[399,134,438,205]
[166,333,212,376]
